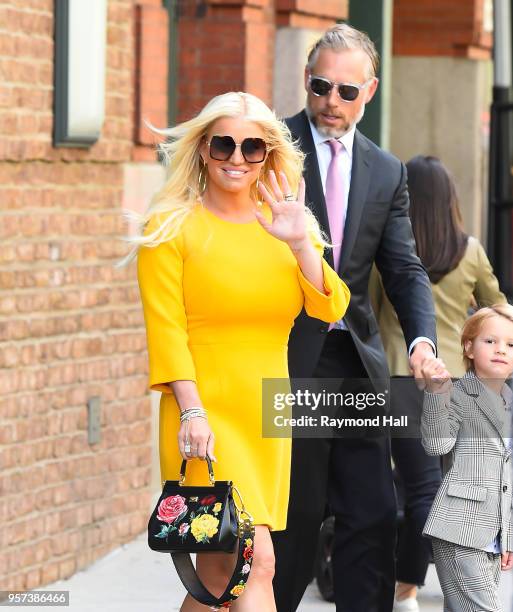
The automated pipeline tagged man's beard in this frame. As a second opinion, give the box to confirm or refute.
[306,101,365,138]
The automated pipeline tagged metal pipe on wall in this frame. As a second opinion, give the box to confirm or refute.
[487,0,513,299]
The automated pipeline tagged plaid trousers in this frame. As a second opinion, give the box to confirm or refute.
[432,538,502,612]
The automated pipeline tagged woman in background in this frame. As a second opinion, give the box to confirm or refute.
[370,155,506,611]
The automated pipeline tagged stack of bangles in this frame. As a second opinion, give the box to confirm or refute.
[181,407,208,454]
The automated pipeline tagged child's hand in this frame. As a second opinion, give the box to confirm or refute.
[501,551,513,570]
[421,356,452,394]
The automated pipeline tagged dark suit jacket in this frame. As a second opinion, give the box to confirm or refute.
[286,110,436,381]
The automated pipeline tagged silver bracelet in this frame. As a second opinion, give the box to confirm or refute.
[180,407,207,422]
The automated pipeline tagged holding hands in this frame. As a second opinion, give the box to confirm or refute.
[421,356,452,394]
[409,341,436,389]
[256,170,309,252]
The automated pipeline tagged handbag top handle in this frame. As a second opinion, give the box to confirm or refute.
[179,457,215,486]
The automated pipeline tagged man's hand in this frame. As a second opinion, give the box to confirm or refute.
[501,551,513,571]
[409,341,436,389]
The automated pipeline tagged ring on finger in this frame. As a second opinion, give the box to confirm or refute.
[284,193,295,201]
[184,442,191,453]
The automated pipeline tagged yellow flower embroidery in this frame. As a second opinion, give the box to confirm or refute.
[245,538,253,547]
[213,503,222,514]
[230,584,245,597]
[191,513,219,542]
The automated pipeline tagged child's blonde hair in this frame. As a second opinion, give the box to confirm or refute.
[461,303,513,371]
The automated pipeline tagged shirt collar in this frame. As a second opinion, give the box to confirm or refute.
[308,118,356,158]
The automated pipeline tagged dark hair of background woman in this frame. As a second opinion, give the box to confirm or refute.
[406,155,468,284]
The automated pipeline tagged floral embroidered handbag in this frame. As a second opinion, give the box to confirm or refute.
[147,457,255,610]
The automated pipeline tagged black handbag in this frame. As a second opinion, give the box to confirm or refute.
[148,457,255,610]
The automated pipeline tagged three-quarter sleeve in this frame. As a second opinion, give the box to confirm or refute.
[296,234,351,323]
[137,233,196,393]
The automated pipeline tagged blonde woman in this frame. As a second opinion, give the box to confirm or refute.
[130,92,350,611]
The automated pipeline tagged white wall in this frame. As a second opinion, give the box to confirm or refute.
[390,57,493,240]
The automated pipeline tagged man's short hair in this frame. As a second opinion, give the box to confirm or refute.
[307,23,379,79]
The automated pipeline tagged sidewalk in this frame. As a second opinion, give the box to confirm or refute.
[36,531,513,611]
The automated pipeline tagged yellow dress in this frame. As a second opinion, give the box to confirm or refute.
[137,205,350,531]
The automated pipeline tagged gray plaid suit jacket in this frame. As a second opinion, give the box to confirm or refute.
[421,371,513,552]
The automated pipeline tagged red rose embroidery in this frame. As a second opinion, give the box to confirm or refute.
[242,546,253,561]
[200,495,217,506]
[157,495,187,523]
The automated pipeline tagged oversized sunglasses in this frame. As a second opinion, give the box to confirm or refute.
[308,74,371,102]
[205,135,267,163]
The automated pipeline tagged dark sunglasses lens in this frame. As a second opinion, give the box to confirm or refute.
[241,138,266,163]
[209,136,235,161]
[310,78,332,96]
[338,84,360,101]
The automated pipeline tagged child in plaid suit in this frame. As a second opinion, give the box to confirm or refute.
[421,304,513,611]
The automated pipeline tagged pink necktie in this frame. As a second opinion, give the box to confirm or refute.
[325,139,345,272]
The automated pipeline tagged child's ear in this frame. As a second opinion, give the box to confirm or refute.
[464,340,474,360]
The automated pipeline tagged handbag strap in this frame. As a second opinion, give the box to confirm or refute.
[179,457,215,484]
[170,515,255,610]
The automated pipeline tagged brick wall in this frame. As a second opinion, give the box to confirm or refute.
[134,2,169,159]
[394,0,492,59]
[0,0,155,592]
[174,0,350,122]
[275,0,347,28]
[176,0,276,121]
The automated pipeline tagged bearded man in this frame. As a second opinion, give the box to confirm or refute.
[271,24,437,612]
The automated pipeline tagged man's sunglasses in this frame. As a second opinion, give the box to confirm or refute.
[308,75,371,102]
[205,135,267,163]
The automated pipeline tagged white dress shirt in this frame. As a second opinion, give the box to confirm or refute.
[309,119,354,208]
[308,119,435,357]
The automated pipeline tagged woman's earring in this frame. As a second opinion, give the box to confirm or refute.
[198,162,207,194]
[254,176,264,206]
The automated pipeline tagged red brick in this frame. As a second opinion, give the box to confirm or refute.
[40,560,60,584]
[24,568,41,590]
[394,0,491,57]
[58,558,76,580]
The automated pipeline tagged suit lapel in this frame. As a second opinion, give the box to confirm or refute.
[462,372,509,447]
[338,130,371,275]
[475,394,508,448]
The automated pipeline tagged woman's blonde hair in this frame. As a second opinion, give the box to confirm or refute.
[122,91,327,262]
[461,303,513,371]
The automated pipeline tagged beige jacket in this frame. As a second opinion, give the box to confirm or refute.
[370,236,506,377]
